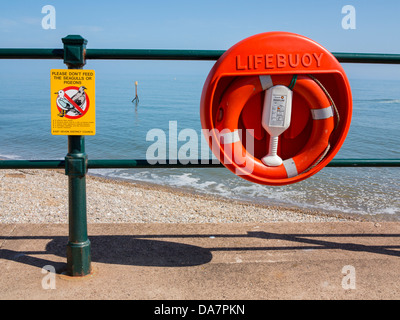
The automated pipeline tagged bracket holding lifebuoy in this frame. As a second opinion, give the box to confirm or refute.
[200,32,352,186]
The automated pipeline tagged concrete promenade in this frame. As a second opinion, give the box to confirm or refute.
[1,222,400,300]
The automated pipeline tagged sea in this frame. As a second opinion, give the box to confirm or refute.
[0,61,399,220]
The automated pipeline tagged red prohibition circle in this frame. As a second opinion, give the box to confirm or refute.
[56,86,90,119]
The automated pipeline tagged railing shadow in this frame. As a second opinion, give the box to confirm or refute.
[1,231,400,273]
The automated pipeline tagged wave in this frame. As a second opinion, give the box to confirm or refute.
[88,168,400,219]
[354,98,400,104]
[0,153,22,160]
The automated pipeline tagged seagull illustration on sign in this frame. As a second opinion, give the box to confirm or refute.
[55,89,83,117]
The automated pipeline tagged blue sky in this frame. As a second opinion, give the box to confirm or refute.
[1,0,400,79]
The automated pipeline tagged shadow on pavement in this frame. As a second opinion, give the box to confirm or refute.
[1,231,400,273]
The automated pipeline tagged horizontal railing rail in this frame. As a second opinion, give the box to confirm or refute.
[0,159,399,170]
[2,48,400,63]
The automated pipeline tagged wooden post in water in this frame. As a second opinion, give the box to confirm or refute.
[132,81,139,103]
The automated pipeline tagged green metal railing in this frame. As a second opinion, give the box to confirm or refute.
[0,35,399,276]
[3,48,400,64]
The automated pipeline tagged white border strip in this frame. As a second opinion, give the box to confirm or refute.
[283,158,298,178]
[259,75,273,91]
[311,106,333,120]
[220,130,241,144]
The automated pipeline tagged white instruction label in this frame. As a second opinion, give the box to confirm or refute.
[269,94,287,127]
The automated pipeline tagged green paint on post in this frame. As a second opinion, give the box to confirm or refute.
[63,35,91,277]
[65,135,91,276]
[62,35,87,68]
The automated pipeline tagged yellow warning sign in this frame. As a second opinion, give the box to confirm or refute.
[50,69,95,136]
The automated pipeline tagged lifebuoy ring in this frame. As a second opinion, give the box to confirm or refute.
[213,74,335,185]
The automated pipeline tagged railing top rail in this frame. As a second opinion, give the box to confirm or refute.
[1,48,400,64]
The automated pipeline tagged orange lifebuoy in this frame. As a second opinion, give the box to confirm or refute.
[213,74,335,185]
[200,32,352,186]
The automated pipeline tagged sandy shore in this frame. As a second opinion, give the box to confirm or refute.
[0,168,363,224]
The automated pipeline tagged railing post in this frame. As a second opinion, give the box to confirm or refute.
[62,35,91,276]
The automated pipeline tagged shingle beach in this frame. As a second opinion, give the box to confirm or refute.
[0,168,360,224]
